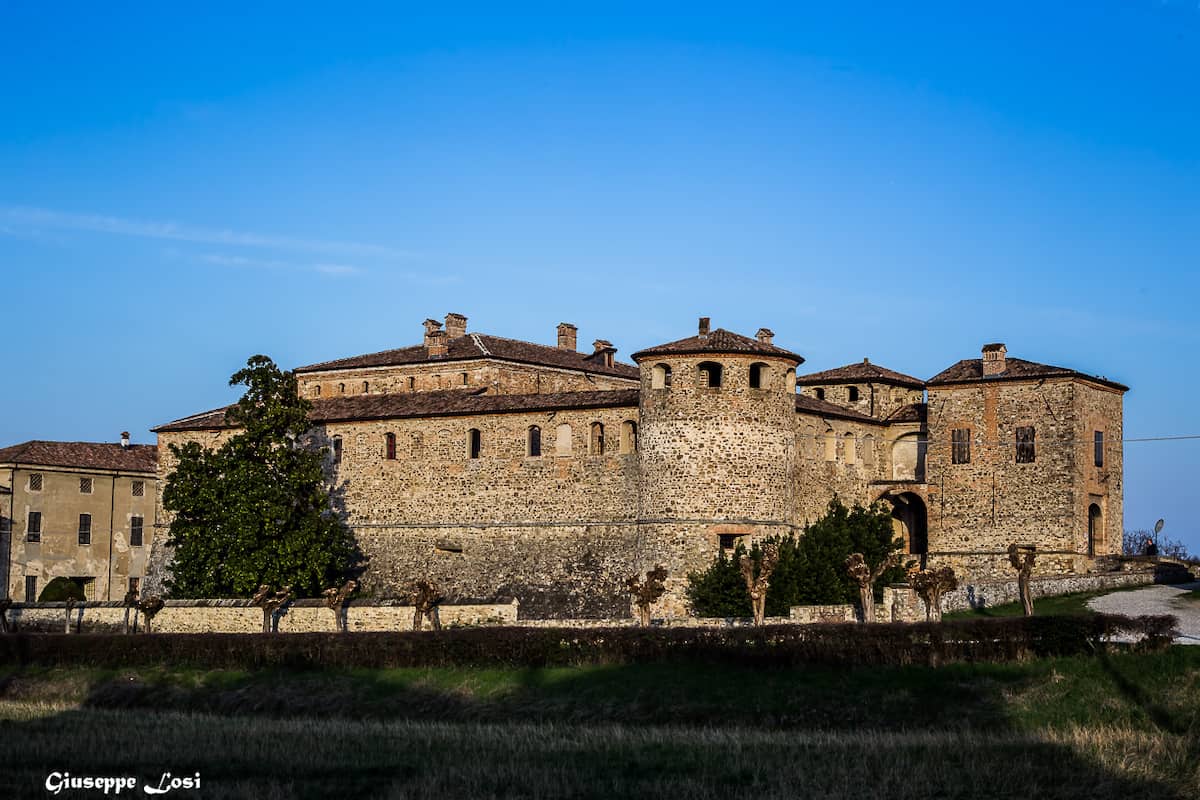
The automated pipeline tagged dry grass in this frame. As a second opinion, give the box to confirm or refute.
[0,703,1194,799]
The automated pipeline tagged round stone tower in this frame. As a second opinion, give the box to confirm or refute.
[631,318,804,613]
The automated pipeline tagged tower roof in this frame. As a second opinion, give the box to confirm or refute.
[632,328,804,364]
[796,359,924,390]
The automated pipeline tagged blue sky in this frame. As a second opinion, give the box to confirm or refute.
[2,2,1197,552]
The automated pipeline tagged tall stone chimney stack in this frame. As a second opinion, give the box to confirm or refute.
[557,322,578,351]
[423,319,443,348]
[444,313,468,339]
[698,317,711,337]
[982,343,1008,376]
[427,330,449,357]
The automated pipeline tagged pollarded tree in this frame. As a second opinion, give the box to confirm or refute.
[740,542,780,626]
[1008,544,1037,616]
[627,566,668,626]
[163,356,359,599]
[907,566,958,622]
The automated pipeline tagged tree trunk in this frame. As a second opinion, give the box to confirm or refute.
[143,614,152,634]
[123,608,131,635]
[262,608,271,634]
[429,606,442,631]
[927,591,942,623]
[1019,575,1033,616]
[412,607,423,631]
[64,608,72,635]
[859,584,874,624]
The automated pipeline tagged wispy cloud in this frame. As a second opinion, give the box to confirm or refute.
[0,205,409,259]
[190,251,364,277]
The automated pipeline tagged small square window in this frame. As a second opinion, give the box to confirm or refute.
[29,473,43,492]
[132,480,145,497]
[80,477,93,494]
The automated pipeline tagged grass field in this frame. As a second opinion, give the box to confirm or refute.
[944,584,1151,619]
[2,648,1198,798]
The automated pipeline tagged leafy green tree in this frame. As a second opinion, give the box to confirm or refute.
[685,497,905,617]
[163,355,359,598]
[38,577,86,603]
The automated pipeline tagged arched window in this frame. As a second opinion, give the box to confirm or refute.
[824,428,837,462]
[384,432,396,460]
[786,369,796,393]
[620,420,638,454]
[815,387,825,401]
[843,432,857,465]
[338,383,345,394]
[652,364,672,389]
[331,436,343,464]
[468,429,482,459]
[862,434,876,467]
[848,386,859,402]
[407,377,415,391]
[460,372,469,385]
[590,422,605,455]
[556,423,573,455]
[749,363,768,390]
[527,425,542,457]
[362,381,369,393]
[697,361,723,388]
[313,385,322,397]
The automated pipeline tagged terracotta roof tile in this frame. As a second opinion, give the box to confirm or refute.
[794,395,886,426]
[0,441,157,473]
[632,328,804,363]
[295,333,640,380]
[153,389,640,432]
[885,402,928,424]
[927,357,1128,391]
[796,360,924,389]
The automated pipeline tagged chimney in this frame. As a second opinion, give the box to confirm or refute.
[120,431,130,449]
[756,328,774,345]
[698,317,711,337]
[557,322,578,351]
[427,329,449,358]
[982,343,1007,376]
[423,318,443,348]
[592,339,616,368]
[444,313,468,339]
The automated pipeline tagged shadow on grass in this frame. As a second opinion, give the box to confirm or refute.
[0,651,1196,798]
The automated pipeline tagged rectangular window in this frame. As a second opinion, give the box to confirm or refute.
[132,480,145,497]
[78,513,92,545]
[130,515,144,547]
[27,511,42,542]
[385,433,396,460]
[29,473,42,492]
[1094,431,1104,468]
[332,437,343,465]
[128,577,140,595]
[25,575,37,603]
[468,429,482,459]
[0,516,9,534]
[79,477,93,494]
[951,428,971,465]
[1015,426,1036,463]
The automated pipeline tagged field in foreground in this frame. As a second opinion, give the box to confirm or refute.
[2,648,1197,799]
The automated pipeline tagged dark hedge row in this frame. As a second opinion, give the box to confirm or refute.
[0,614,1176,671]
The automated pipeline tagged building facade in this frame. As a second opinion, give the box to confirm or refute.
[1,437,157,601]
[150,314,1127,617]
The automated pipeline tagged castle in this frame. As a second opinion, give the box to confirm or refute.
[147,314,1127,618]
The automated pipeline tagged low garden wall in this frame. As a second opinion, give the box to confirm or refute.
[883,568,1159,622]
[5,598,519,634]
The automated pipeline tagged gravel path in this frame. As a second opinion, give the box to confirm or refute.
[1087,581,1200,645]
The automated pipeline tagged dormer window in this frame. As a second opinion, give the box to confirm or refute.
[652,364,672,389]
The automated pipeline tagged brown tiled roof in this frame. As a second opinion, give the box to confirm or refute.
[295,333,640,380]
[886,402,928,424]
[927,357,1129,391]
[796,359,924,389]
[0,441,157,473]
[153,389,640,432]
[794,395,885,426]
[632,328,804,364]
